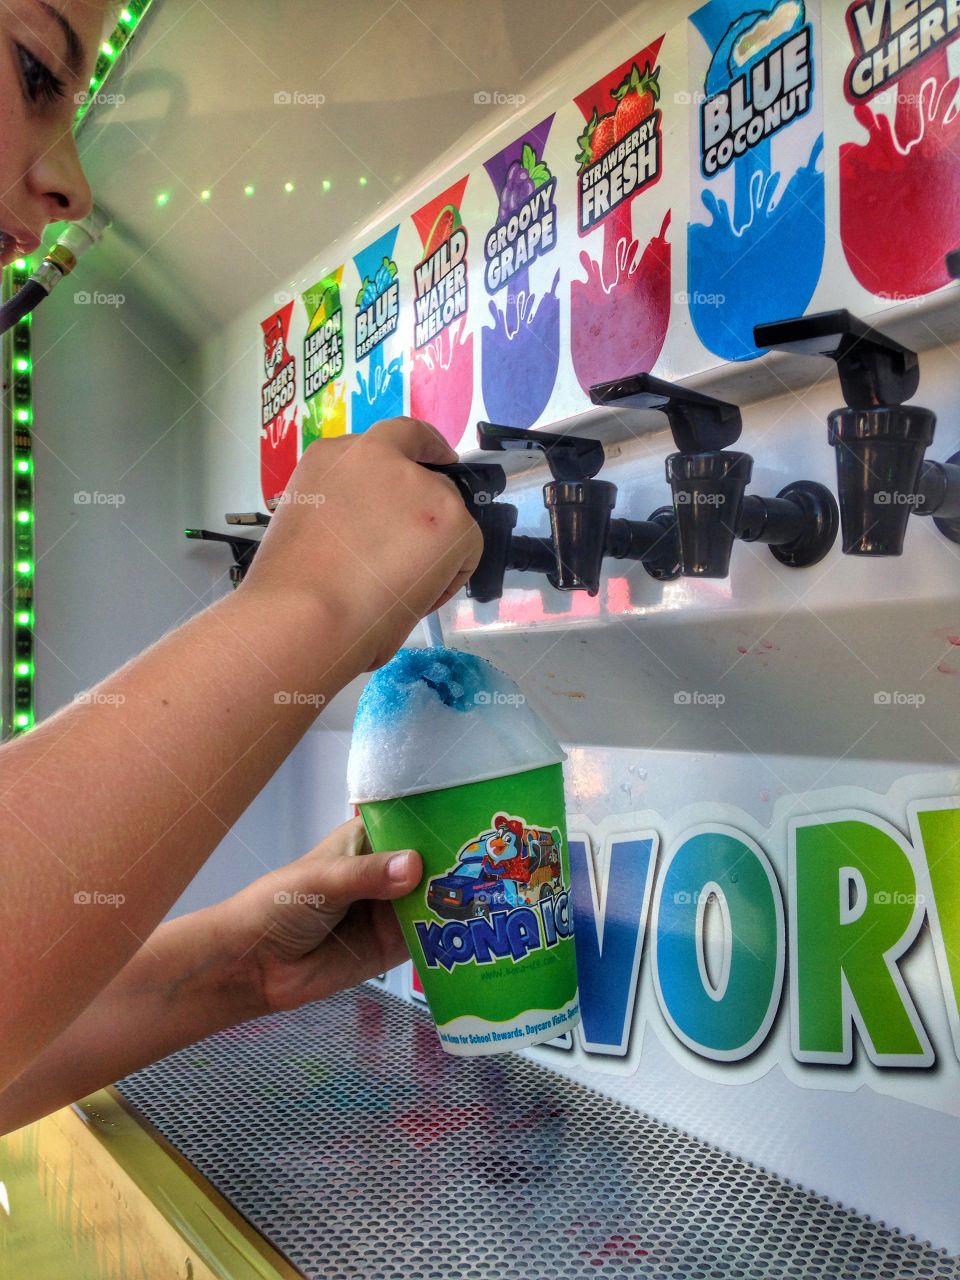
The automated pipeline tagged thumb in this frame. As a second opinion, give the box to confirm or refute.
[298,846,423,910]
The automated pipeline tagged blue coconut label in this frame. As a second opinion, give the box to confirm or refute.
[687,0,825,362]
[351,225,404,434]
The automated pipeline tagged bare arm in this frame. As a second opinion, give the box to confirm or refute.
[0,820,419,1134]
[0,420,481,1091]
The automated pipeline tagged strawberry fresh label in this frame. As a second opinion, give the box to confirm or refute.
[570,39,672,391]
[576,58,662,233]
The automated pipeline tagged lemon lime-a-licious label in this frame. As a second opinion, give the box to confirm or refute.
[360,764,580,1056]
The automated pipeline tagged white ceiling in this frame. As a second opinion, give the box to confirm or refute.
[72,0,647,342]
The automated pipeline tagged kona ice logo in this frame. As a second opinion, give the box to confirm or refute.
[566,787,960,1102]
[414,813,572,972]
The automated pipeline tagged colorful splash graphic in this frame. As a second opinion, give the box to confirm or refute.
[571,42,671,391]
[410,176,474,448]
[302,268,346,447]
[688,0,825,362]
[841,1,960,298]
[481,117,561,427]
[352,227,404,435]
[259,299,298,509]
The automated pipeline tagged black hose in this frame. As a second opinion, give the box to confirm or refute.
[0,280,46,336]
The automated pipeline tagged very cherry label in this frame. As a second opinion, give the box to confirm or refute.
[840,0,960,297]
[845,0,960,100]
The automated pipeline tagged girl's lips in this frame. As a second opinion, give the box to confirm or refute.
[0,230,41,268]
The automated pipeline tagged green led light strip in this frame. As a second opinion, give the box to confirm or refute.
[6,261,35,735]
[75,2,154,127]
[1,0,153,737]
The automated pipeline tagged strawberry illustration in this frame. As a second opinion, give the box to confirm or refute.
[612,61,660,143]
[576,107,617,170]
[592,114,616,160]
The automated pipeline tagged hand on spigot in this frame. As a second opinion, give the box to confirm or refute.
[238,417,483,670]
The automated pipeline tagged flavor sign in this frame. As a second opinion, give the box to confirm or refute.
[302,269,346,446]
[688,0,825,362]
[840,0,960,297]
[409,177,474,447]
[556,774,960,1116]
[570,40,672,391]
[480,117,561,428]
[259,299,298,509]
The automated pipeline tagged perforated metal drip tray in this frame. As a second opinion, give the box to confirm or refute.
[117,987,959,1280]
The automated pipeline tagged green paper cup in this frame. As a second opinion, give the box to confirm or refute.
[360,761,580,1056]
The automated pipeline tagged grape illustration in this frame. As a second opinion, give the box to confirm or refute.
[497,145,551,222]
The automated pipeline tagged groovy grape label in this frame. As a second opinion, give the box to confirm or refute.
[483,137,557,294]
[553,773,960,1116]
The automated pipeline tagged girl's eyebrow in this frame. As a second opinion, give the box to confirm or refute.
[33,0,85,78]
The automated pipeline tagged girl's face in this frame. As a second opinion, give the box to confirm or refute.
[0,0,104,266]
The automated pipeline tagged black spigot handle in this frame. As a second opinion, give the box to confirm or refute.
[225,511,271,526]
[476,421,606,483]
[753,309,920,409]
[589,372,742,454]
[423,461,508,508]
[947,249,960,280]
[185,528,261,586]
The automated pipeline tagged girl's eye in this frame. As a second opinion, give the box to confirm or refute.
[15,43,66,106]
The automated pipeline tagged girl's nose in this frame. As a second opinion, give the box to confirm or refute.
[28,130,94,227]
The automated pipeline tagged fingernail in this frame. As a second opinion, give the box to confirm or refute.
[387,852,414,882]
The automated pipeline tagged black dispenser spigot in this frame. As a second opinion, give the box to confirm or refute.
[476,421,680,594]
[185,526,262,587]
[754,309,960,554]
[423,462,518,603]
[478,422,615,594]
[591,373,838,577]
